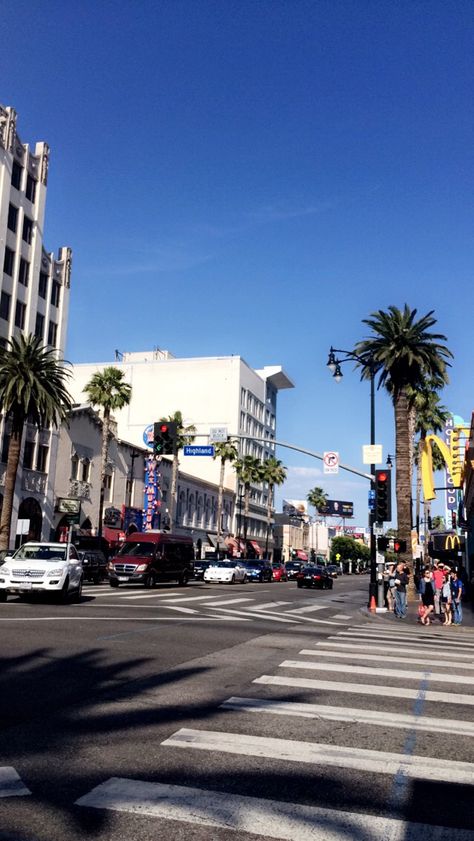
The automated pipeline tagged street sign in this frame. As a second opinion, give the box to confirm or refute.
[209,426,228,443]
[184,445,215,457]
[362,444,383,465]
[373,524,384,536]
[323,451,339,474]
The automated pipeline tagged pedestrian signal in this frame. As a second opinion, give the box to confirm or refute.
[374,469,392,523]
[377,536,390,551]
[393,539,407,554]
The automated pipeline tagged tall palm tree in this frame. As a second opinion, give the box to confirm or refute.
[261,456,287,557]
[307,487,328,518]
[234,454,264,557]
[0,335,72,550]
[158,410,196,530]
[212,438,238,554]
[84,366,132,536]
[355,305,452,563]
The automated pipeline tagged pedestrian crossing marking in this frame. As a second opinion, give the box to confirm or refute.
[341,629,474,648]
[207,607,299,624]
[318,641,474,660]
[300,648,474,670]
[248,601,292,611]
[254,674,474,706]
[279,659,474,685]
[161,727,474,785]
[75,777,474,840]
[219,696,474,736]
[0,767,31,798]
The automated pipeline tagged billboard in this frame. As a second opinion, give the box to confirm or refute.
[282,500,309,519]
[319,500,354,518]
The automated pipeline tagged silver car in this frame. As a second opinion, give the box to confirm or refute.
[0,542,83,603]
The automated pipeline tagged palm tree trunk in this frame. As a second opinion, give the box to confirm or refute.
[216,459,225,544]
[169,453,178,530]
[98,408,110,538]
[395,389,415,600]
[0,429,22,551]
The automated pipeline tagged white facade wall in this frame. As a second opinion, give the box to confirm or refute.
[0,105,71,546]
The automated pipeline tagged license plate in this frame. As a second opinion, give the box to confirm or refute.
[19,583,33,590]
[118,576,129,582]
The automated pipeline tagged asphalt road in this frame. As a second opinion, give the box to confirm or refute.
[1,573,473,841]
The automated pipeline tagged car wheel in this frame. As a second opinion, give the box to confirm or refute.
[329,580,333,589]
[178,571,189,587]
[0,591,7,602]
[59,578,70,603]
[93,572,101,585]
[144,573,156,589]
[230,575,235,584]
[297,581,303,588]
[73,577,83,603]
[110,580,119,588]
[243,574,248,583]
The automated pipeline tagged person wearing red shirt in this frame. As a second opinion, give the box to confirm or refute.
[432,561,445,620]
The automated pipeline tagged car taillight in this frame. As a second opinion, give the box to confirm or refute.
[313,575,321,580]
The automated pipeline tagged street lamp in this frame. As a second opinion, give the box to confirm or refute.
[326,346,378,607]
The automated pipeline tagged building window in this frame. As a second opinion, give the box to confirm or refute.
[23,440,35,470]
[7,204,18,233]
[22,216,33,245]
[47,321,57,346]
[34,312,44,340]
[81,458,90,483]
[11,161,23,190]
[36,445,48,473]
[26,175,37,204]
[15,301,26,330]
[50,280,60,308]
[103,473,113,503]
[0,292,11,321]
[3,247,14,277]
[18,258,29,287]
[70,454,79,480]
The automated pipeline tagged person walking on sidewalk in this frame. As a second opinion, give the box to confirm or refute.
[432,561,445,620]
[393,561,409,619]
[418,567,435,625]
[450,570,464,625]
[442,572,452,625]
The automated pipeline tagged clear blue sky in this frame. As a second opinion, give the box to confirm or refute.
[2,1,473,525]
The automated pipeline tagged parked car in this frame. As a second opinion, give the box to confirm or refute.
[193,559,211,580]
[203,560,247,584]
[79,550,108,584]
[327,564,339,578]
[296,565,334,590]
[285,561,303,580]
[0,542,83,602]
[240,559,273,583]
[108,532,194,588]
[272,562,288,582]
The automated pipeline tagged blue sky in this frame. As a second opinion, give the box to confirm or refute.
[2,1,473,525]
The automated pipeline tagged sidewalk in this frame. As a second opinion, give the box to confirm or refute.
[363,598,474,633]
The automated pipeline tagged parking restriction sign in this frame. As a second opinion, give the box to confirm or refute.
[323,451,339,474]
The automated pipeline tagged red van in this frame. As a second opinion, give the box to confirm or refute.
[107,532,194,588]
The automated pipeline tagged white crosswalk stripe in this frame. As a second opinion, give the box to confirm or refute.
[338,629,474,648]
[76,619,474,838]
[0,767,31,798]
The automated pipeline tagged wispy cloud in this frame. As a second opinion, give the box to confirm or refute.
[245,199,339,225]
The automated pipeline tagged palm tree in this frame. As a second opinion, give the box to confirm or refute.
[307,487,328,519]
[157,410,196,530]
[84,366,132,536]
[213,438,238,555]
[354,305,452,564]
[0,335,72,550]
[261,456,287,557]
[234,455,264,557]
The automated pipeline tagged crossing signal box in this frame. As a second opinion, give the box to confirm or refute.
[374,469,392,523]
[393,539,407,554]
[153,421,178,456]
[377,536,390,551]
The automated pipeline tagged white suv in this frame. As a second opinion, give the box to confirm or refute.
[0,542,83,603]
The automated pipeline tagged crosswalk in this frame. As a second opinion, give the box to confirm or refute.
[75,620,474,839]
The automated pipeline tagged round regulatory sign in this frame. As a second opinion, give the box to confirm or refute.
[323,452,339,467]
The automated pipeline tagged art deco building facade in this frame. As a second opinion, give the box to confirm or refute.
[0,104,71,546]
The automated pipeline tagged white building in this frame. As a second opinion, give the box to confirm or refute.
[0,104,71,546]
[69,350,294,552]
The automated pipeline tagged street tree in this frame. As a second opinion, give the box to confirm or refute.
[84,366,132,536]
[260,456,287,557]
[0,335,72,550]
[213,438,238,553]
[157,410,196,530]
[307,487,328,518]
[234,455,264,556]
[354,305,452,569]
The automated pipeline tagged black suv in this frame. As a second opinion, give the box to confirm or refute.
[79,550,108,584]
[193,560,211,580]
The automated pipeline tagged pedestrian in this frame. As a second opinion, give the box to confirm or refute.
[441,572,452,625]
[432,560,445,620]
[393,561,409,619]
[450,570,464,625]
[384,563,396,612]
[418,567,435,625]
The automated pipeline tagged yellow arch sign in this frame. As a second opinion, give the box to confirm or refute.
[421,431,464,502]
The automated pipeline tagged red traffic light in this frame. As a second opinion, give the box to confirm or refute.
[160,424,169,433]
[394,541,400,552]
[377,472,388,483]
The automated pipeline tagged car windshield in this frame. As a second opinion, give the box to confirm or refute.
[286,563,301,570]
[242,561,262,568]
[215,561,235,568]
[14,545,67,562]
[117,542,155,557]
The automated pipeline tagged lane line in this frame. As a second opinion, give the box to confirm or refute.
[332,614,352,620]
[279,660,474,685]
[162,728,474,785]
[254,675,474,706]
[300,649,474,671]
[75,777,474,841]
[219,696,474,736]
[207,607,298,624]
[248,601,292,611]
[286,604,333,614]
[0,767,31,798]
[202,598,255,607]
[0,616,249,623]
[316,641,474,660]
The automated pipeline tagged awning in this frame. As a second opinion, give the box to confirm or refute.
[249,540,262,555]
[296,550,308,561]
[207,534,228,551]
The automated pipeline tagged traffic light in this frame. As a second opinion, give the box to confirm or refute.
[153,421,178,455]
[374,469,392,523]
[393,539,407,554]
[377,536,390,551]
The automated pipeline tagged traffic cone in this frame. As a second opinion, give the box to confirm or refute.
[369,595,376,611]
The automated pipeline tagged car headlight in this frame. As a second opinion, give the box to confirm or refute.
[47,568,65,577]
[135,564,148,572]
[2,566,11,575]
